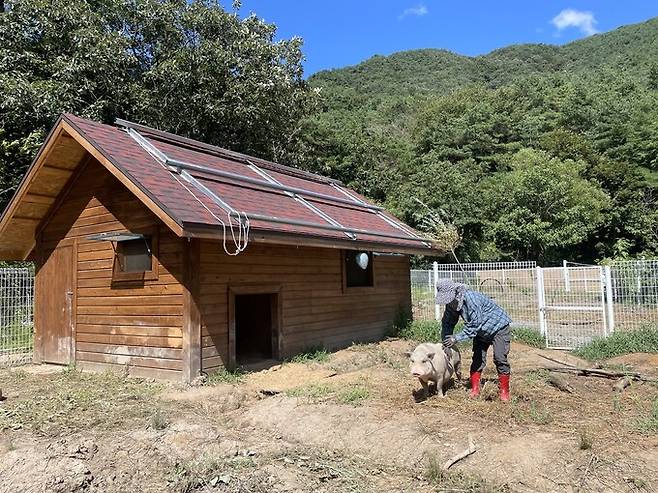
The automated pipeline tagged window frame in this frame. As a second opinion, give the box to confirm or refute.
[342,250,375,291]
[111,227,159,282]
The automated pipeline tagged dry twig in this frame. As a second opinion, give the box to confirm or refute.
[443,435,477,470]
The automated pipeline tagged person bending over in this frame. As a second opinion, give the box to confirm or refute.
[436,278,512,401]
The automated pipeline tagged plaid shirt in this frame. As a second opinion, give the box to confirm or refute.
[441,290,511,343]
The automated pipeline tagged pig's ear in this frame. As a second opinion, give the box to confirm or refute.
[426,352,435,360]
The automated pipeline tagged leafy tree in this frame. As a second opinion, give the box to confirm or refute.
[482,149,609,262]
[0,0,315,209]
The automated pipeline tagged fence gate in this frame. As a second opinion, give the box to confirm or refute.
[538,266,611,349]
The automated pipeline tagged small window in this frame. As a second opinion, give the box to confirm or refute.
[345,251,374,288]
[118,238,152,273]
[112,231,158,281]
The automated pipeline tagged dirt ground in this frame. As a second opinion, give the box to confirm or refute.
[1,340,657,493]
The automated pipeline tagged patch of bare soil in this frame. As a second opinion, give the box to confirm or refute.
[1,340,657,492]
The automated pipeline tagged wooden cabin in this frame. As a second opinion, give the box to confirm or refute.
[0,115,439,382]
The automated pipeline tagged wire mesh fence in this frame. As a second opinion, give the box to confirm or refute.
[412,262,540,329]
[0,266,35,367]
[608,260,658,331]
[411,260,658,349]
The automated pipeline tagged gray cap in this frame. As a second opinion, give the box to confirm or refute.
[435,278,467,306]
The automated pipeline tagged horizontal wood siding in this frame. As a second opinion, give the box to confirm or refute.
[40,160,184,380]
[199,242,411,372]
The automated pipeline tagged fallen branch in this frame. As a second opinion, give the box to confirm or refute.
[537,353,579,368]
[443,435,476,470]
[543,366,658,383]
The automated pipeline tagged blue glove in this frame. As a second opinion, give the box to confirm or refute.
[443,335,457,348]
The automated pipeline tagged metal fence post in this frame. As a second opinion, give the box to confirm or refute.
[535,267,547,338]
[433,261,440,320]
[563,259,571,292]
[604,265,615,335]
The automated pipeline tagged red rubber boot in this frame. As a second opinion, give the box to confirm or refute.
[469,371,482,398]
[498,374,510,402]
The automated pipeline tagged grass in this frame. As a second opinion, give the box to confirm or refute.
[0,369,162,434]
[168,454,256,493]
[285,383,333,400]
[397,320,469,348]
[573,326,658,361]
[150,409,169,430]
[337,384,370,406]
[286,382,371,406]
[0,323,33,352]
[511,327,545,348]
[636,397,658,433]
[512,399,553,425]
[397,320,442,343]
[425,455,507,492]
[287,347,330,364]
[205,368,244,385]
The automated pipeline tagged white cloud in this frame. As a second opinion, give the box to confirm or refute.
[399,4,428,20]
[552,9,598,36]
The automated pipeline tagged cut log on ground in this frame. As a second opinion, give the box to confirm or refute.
[612,377,632,392]
[443,435,477,470]
[547,374,574,393]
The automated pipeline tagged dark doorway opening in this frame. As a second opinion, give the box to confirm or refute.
[235,293,274,365]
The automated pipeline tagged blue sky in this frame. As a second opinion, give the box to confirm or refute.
[237,1,658,76]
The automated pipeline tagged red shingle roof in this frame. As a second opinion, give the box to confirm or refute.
[55,115,438,254]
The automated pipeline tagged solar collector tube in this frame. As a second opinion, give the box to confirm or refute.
[165,159,384,212]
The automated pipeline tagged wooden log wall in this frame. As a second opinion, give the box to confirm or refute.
[199,242,411,372]
[39,159,185,380]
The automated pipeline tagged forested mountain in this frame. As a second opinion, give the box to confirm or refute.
[296,17,658,264]
[311,17,658,104]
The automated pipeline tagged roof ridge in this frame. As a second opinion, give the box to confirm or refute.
[112,118,342,186]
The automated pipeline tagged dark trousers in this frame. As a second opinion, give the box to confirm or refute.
[470,325,511,375]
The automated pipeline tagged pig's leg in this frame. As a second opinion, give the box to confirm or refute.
[419,378,430,398]
[455,359,463,381]
[436,377,446,398]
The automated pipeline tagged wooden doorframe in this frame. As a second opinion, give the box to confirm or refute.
[34,237,77,365]
[227,283,282,369]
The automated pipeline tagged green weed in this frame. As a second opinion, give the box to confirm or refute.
[150,409,169,430]
[512,399,553,425]
[637,397,658,433]
[574,326,658,361]
[511,327,545,348]
[205,368,244,385]
[285,383,333,401]
[288,348,330,364]
[397,320,441,343]
[337,384,370,406]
